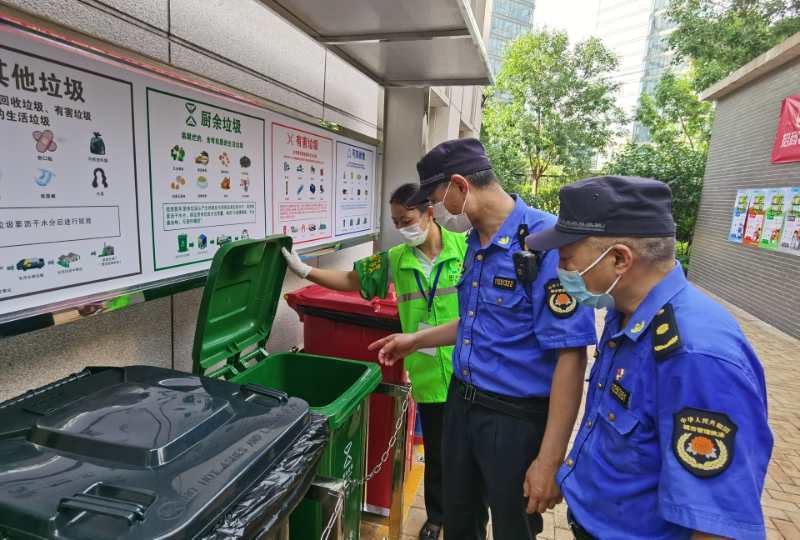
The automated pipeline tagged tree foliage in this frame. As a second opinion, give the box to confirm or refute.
[607,143,706,244]
[607,71,710,245]
[636,70,713,151]
[482,30,624,194]
[668,0,800,90]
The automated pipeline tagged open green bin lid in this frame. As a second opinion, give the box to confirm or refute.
[192,235,292,379]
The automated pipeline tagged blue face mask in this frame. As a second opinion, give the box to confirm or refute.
[557,245,621,310]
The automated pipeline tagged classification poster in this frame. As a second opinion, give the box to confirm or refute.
[742,189,767,247]
[728,190,751,243]
[335,141,374,236]
[779,187,800,255]
[759,188,789,251]
[0,23,379,319]
[0,44,141,301]
[272,123,333,244]
[147,89,266,270]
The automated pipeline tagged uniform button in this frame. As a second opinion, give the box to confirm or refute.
[608,412,616,422]
[496,297,503,305]
[586,420,593,429]
[461,368,469,377]
[607,341,618,349]
[463,338,471,345]
[472,281,478,288]
[565,458,574,467]
[476,254,484,261]
[597,383,604,390]
[468,310,475,317]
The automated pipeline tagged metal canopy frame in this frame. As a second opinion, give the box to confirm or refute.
[258,0,493,87]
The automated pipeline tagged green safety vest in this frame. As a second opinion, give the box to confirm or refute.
[354,227,466,403]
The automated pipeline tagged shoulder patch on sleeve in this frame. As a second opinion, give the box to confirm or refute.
[673,407,737,478]
[545,279,577,319]
[652,303,682,359]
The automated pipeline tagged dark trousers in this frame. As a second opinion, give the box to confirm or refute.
[417,403,445,526]
[567,510,596,540]
[442,380,547,540]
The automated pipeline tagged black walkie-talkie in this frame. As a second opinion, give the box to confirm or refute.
[513,224,540,283]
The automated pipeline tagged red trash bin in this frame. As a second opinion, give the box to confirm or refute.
[285,284,416,516]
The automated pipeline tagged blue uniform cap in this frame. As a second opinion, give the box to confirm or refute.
[406,138,492,206]
[525,175,676,251]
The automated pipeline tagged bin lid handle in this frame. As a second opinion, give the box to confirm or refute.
[240,383,289,404]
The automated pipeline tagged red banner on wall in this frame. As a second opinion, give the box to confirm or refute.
[772,95,800,164]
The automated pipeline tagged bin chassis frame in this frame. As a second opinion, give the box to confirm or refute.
[310,382,410,540]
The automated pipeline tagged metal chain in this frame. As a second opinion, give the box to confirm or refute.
[362,384,411,484]
[319,384,412,540]
[319,487,345,540]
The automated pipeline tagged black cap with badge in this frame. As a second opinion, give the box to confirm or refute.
[525,175,676,251]
[405,138,493,206]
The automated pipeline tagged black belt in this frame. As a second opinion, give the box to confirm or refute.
[452,378,548,421]
[567,510,596,540]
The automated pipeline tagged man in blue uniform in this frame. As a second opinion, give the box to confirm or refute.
[370,138,597,539]
[525,175,773,539]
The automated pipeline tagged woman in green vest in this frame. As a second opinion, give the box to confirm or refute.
[282,183,466,540]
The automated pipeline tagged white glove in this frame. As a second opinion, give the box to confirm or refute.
[281,247,312,279]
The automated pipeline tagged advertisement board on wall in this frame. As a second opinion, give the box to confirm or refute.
[759,188,789,251]
[146,89,267,270]
[0,23,378,320]
[271,123,333,244]
[335,141,375,237]
[0,42,141,303]
[779,187,800,254]
[742,189,767,247]
[728,189,752,243]
[728,187,800,257]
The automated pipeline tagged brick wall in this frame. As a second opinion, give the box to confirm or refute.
[689,56,800,339]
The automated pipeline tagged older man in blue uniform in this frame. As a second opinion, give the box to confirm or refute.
[525,175,773,539]
[370,138,597,539]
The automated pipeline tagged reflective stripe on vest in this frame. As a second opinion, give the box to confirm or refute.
[398,286,459,304]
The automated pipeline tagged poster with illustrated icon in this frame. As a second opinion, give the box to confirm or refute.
[271,123,333,244]
[779,187,800,254]
[0,44,141,301]
[335,141,374,236]
[728,189,752,243]
[742,189,767,247]
[0,23,378,319]
[146,89,266,270]
[759,188,790,251]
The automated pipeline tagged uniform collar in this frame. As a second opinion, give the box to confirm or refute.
[398,224,460,271]
[467,194,529,251]
[615,263,688,341]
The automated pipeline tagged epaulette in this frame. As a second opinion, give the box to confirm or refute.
[652,303,682,359]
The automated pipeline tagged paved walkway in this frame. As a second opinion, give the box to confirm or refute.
[389,287,800,539]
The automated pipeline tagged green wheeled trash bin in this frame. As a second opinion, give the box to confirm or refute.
[192,236,382,540]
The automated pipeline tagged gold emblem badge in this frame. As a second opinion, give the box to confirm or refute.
[545,279,577,319]
[630,321,645,334]
[673,408,736,478]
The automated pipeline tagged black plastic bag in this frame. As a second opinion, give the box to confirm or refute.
[202,413,330,540]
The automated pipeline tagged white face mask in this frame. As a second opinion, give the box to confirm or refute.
[433,181,472,233]
[398,221,429,247]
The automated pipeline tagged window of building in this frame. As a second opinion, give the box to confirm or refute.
[491,17,528,38]
[493,0,534,23]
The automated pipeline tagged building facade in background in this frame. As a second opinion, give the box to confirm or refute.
[690,36,800,340]
[487,0,536,75]
[595,0,675,142]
